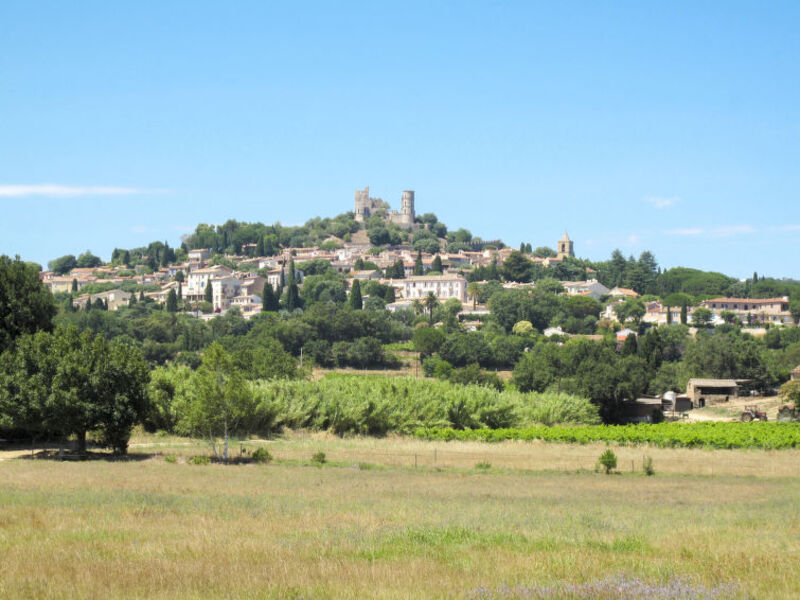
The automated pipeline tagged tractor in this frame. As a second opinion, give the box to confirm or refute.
[740,406,768,422]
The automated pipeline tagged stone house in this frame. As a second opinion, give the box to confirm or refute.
[685,378,739,408]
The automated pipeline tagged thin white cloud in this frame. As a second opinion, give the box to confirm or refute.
[777,224,800,231]
[645,195,681,209]
[667,225,757,238]
[626,234,641,245]
[667,227,704,236]
[710,225,756,237]
[0,184,153,197]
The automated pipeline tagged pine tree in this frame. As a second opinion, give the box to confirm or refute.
[413,250,424,276]
[349,279,363,310]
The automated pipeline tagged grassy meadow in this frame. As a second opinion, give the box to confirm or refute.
[2,435,800,599]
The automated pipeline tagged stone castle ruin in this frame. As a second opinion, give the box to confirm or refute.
[354,186,416,228]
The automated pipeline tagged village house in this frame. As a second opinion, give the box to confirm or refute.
[609,287,640,299]
[699,296,792,325]
[72,289,132,311]
[562,279,609,300]
[400,274,467,303]
[187,249,211,265]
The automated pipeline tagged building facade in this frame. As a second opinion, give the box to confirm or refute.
[400,274,467,303]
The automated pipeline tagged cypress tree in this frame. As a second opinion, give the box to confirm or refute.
[166,289,178,313]
[285,282,300,311]
[431,255,443,273]
[262,284,279,312]
[680,304,688,325]
[349,279,363,310]
[413,250,424,276]
[71,278,78,292]
[384,286,396,303]
[283,258,300,311]
[204,279,213,303]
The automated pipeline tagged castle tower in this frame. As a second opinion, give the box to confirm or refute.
[354,186,370,222]
[557,231,574,259]
[400,190,415,223]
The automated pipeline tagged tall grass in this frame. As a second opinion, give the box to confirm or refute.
[248,375,600,436]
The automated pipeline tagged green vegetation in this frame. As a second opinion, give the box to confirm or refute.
[416,422,800,449]
[148,373,600,439]
[598,449,618,474]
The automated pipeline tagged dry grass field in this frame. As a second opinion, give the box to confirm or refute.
[2,434,799,599]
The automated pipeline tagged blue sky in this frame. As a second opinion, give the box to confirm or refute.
[1,1,798,278]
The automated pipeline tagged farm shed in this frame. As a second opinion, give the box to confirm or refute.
[686,379,739,408]
[622,397,664,423]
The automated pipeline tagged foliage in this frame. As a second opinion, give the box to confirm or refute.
[598,449,617,474]
[0,255,57,352]
[415,422,800,450]
[311,451,327,464]
[251,447,273,464]
[176,343,257,461]
[243,375,599,436]
[0,326,149,454]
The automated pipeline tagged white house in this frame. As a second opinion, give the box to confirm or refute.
[400,274,467,303]
[563,279,610,300]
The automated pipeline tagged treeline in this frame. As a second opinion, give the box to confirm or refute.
[490,248,800,301]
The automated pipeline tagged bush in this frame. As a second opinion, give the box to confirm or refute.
[251,447,273,464]
[598,449,617,474]
[189,455,210,465]
[475,461,492,470]
[643,456,655,476]
[164,455,177,463]
[311,451,326,465]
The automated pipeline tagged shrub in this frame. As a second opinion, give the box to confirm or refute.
[189,455,210,465]
[164,455,177,464]
[643,456,655,476]
[311,451,326,465]
[251,447,273,464]
[475,461,492,470]
[598,449,617,474]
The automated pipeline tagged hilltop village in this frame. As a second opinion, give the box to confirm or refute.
[41,187,797,329]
